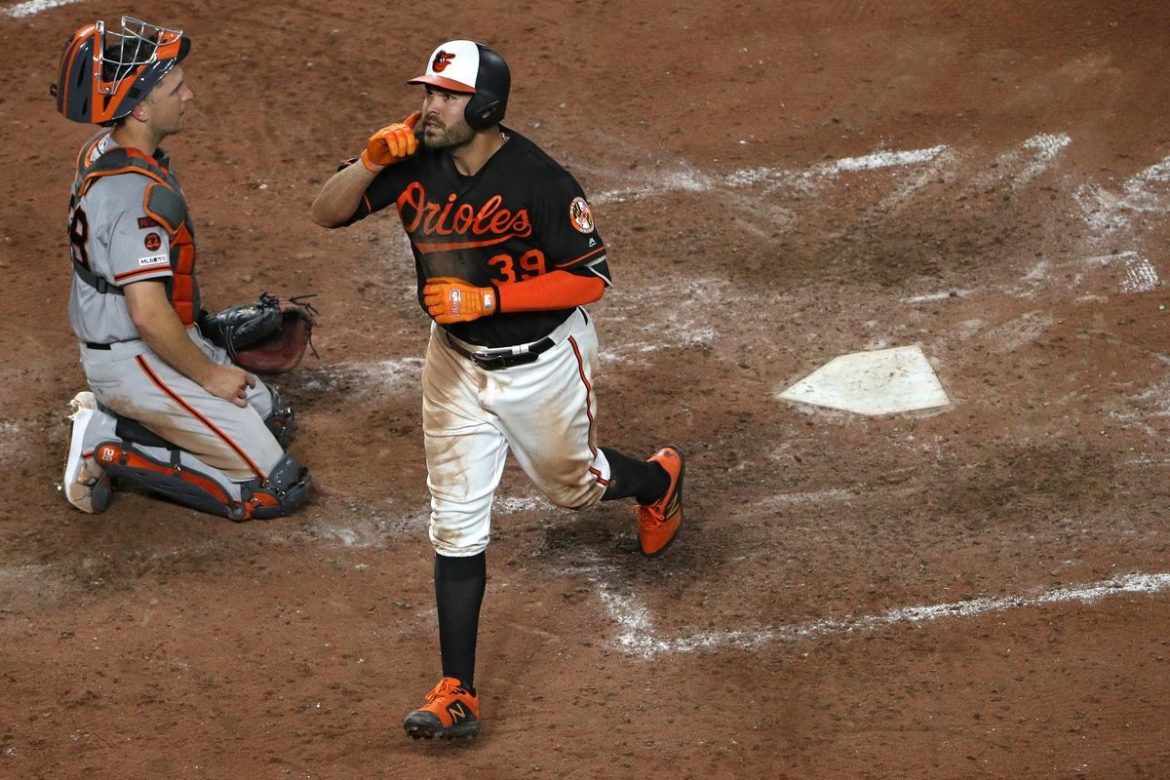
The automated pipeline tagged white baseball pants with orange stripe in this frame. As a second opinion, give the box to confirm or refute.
[423,307,612,557]
[77,329,285,494]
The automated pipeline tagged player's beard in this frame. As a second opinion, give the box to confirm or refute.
[424,118,475,150]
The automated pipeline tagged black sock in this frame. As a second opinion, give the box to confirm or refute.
[434,551,486,692]
[600,447,669,505]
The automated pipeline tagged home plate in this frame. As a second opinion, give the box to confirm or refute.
[778,345,950,415]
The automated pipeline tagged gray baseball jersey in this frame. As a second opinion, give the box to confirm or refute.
[66,129,283,484]
[68,130,188,344]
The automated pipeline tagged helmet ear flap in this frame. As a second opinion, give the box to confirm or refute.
[463,43,510,130]
[466,97,503,131]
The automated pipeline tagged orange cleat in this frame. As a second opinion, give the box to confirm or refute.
[636,446,685,556]
[403,677,481,740]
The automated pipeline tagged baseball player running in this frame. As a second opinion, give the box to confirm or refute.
[311,40,685,740]
[56,17,311,521]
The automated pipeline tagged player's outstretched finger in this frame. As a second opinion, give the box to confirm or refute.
[404,110,421,128]
[401,127,418,156]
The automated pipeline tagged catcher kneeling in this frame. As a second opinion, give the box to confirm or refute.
[55,16,312,521]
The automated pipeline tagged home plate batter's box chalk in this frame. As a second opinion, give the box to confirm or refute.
[778,345,950,416]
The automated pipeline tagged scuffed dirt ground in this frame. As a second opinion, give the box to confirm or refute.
[4,1,1170,777]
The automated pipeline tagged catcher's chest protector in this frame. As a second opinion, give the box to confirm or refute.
[73,134,200,325]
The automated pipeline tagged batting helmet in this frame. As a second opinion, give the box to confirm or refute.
[408,40,511,130]
[53,16,190,125]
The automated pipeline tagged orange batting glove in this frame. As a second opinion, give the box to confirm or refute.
[360,111,421,172]
[423,277,498,325]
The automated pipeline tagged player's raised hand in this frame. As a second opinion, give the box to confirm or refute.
[423,277,497,325]
[361,111,421,171]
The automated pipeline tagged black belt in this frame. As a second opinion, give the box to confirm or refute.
[444,332,555,370]
[84,339,140,350]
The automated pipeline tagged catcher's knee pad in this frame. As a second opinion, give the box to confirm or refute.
[240,452,311,520]
[264,390,297,448]
[94,441,252,522]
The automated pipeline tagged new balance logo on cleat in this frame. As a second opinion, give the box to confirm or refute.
[403,677,482,740]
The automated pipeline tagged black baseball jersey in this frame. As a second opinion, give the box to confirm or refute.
[342,127,611,347]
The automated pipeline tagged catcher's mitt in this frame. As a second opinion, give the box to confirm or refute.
[200,292,319,374]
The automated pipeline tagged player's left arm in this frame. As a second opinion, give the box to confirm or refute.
[423,270,604,324]
[423,176,610,324]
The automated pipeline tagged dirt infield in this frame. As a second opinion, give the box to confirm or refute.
[4,1,1170,777]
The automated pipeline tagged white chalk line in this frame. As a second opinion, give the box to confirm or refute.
[594,133,1072,207]
[2,0,84,18]
[584,567,1170,659]
[1075,155,1170,234]
[876,147,958,212]
[966,132,1071,194]
[1071,152,1170,292]
[588,132,1159,302]
[593,145,949,204]
[901,290,971,304]
[1014,132,1072,190]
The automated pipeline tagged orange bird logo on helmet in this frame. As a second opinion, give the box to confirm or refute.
[432,51,456,72]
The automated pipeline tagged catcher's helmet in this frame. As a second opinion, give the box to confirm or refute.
[53,16,190,125]
[408,40,511,130]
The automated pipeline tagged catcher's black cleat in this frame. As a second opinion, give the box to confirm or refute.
[403,677,481,740]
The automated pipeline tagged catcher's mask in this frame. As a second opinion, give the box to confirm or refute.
[53,16,190,125]
[408,40,510,130]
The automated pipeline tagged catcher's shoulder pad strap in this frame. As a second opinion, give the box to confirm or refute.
[143,181,187,234]
[77,143,186,233]
[78,144,169,196]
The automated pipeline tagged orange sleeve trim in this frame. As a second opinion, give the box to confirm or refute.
[114,266,172,283]
[553,245,606,269]
[496,270,605,313]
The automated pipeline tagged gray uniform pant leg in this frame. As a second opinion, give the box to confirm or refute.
[79,331,284,483]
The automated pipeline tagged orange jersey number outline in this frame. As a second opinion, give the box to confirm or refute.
[487,249,547,283]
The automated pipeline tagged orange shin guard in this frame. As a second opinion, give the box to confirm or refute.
[94,441,250,521]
